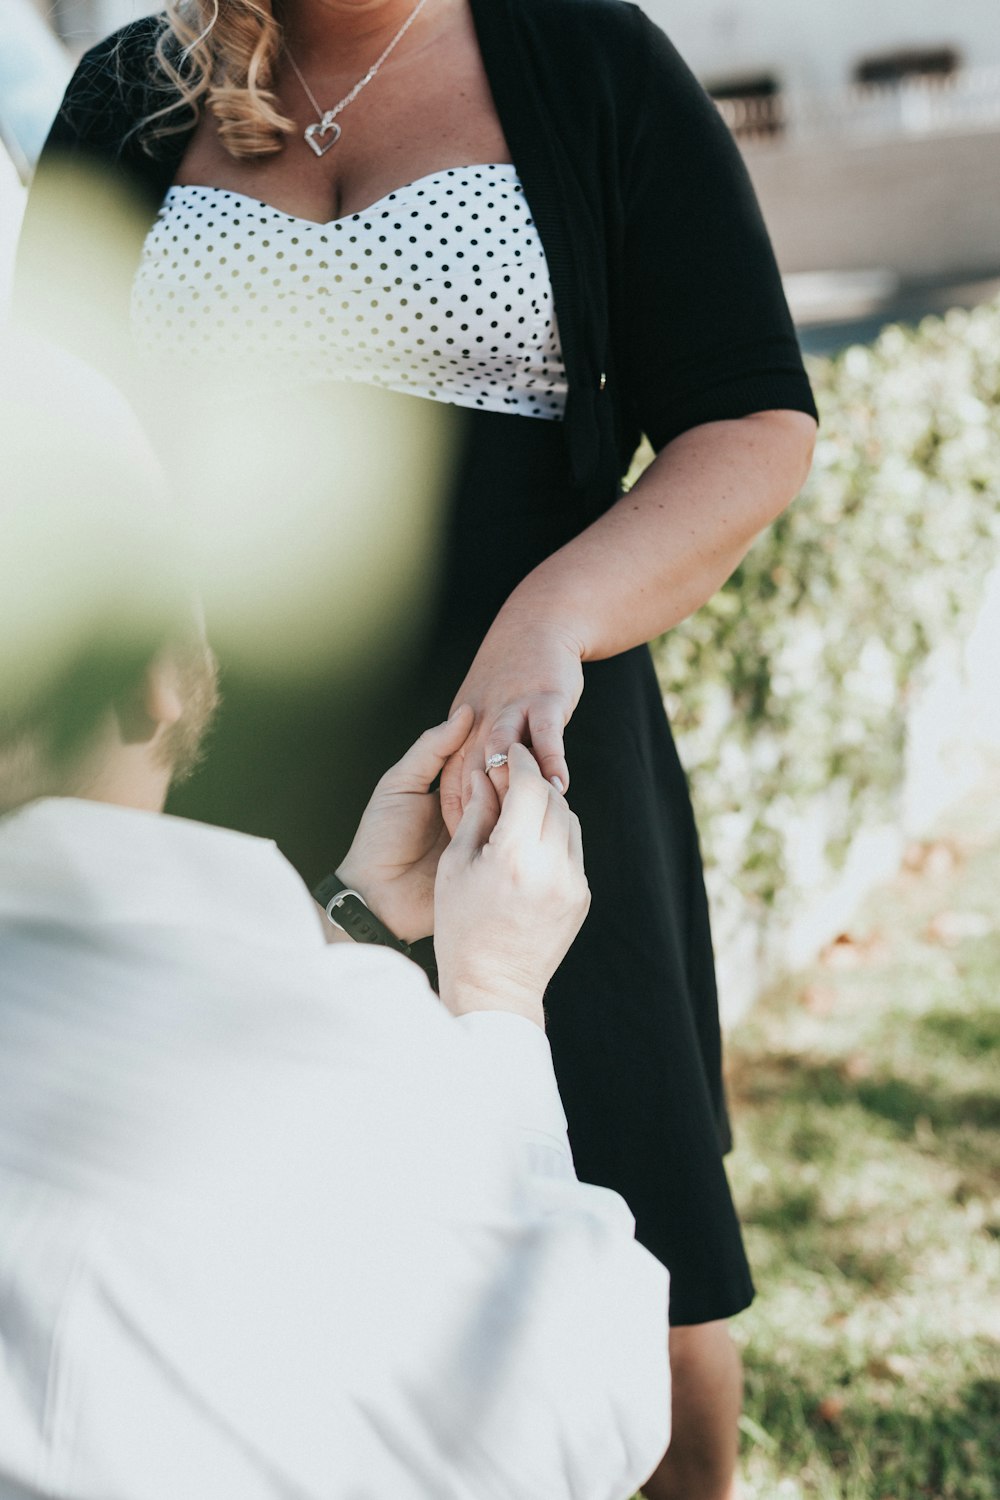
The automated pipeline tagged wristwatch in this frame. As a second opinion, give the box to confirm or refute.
[312,873,412,956]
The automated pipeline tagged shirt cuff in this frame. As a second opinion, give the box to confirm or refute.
[453,1011,574,1173]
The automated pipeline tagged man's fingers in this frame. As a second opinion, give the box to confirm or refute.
[448,770,501,858]
[540,775,572,844]
[527,698,569,794]
[493,742,551,846]
[384,706,475,795]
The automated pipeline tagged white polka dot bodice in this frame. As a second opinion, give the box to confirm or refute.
[131,163,568,419]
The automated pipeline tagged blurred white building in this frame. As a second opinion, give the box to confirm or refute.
[27,1,145,54]
[653,0,1000,95]
[651,1,1000,288]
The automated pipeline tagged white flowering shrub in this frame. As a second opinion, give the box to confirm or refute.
[651,299,1000,913]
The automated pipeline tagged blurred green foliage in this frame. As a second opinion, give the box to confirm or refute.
[645,299,1000,911]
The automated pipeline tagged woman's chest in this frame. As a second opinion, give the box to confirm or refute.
[174,18,509,227]
[131,166,567,419]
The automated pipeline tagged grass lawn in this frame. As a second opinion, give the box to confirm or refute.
[718,770,1000,1499]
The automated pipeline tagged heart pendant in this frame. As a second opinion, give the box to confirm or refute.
[304,116,342,157]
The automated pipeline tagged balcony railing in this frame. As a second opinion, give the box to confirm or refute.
[715,66,1000,148]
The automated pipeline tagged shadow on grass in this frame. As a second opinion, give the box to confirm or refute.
[914,1006,1000,1058]
[735,1051,1000,1146]
[856,1073,1000,1134]
[731,1002,1000,1285]
[742,1182,910,1292]
[748,1183,822,1233]
[741,1357,1000,1500]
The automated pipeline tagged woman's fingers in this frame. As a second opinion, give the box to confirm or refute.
[479,706,528,801]
[478,697,571,801]
[475,697,571,802]
[526,696,569,794]
[383,705,475,795]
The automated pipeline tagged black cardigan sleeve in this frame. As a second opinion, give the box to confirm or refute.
[34,17,178,197]
[614,7,817,452]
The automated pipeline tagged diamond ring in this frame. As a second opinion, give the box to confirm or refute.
[485,753,509,772]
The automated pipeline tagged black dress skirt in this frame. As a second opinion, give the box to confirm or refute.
[171,396,754,1327]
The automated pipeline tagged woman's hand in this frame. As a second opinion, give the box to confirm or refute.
[435,744,591,1025]
[439,603,585,836]
[333,705,475,944]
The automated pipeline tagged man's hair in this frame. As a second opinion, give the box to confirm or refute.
[0,624,219,815]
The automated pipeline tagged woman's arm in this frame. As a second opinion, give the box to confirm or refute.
[511,409,816,662]
[441,408,815,821]
[440,11,820,823]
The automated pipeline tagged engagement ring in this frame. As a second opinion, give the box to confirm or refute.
[485,753,509,772]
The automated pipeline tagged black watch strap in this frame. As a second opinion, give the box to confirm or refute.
[313,873,412,956]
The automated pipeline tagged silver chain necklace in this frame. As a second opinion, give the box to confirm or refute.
[285,0,433,157]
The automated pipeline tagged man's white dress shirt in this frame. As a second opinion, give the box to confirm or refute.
[0,799,669,1500]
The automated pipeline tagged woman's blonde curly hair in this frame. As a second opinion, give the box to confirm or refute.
[142,1,295,159]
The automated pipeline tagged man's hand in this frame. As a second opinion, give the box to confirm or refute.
[333,706,475,944]
[435,743,591,1027]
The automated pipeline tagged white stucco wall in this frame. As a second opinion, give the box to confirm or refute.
[37,0,151,55]
[745,128,1000,279]
[648,0,1000,95]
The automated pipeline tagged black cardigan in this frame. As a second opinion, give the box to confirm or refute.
[25,0,817,504]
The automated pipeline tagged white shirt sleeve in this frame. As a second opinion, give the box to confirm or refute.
[48,943,671,1500]
[453,1010,575,1178]
[448,1007,672,1499]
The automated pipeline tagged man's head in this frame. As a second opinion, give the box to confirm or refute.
[0,622,219,817]
[0,337,219,816]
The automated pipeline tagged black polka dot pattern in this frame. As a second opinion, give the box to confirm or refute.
[131,164,567,419]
